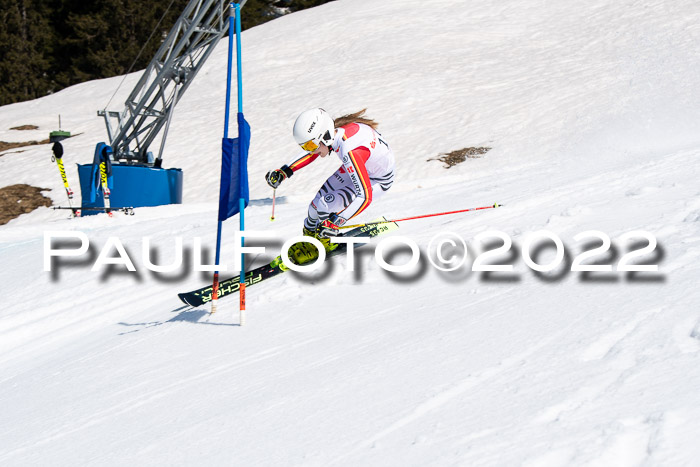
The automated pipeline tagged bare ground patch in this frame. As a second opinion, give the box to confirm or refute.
[1,127,81,156]
[10,125,39,130]
[428,147,491,168]
[0,184,53,225]
[0,138,51,155]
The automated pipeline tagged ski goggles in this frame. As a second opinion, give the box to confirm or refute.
[299,139,320,153]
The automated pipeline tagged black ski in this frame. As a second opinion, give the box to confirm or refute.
[178,218,398,307]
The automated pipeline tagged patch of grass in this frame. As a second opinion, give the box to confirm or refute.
[0,184,52,225]
[10,125,39,130]
[428,147,491,168]
[0,138,51,155]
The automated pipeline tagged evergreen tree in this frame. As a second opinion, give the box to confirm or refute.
[287,0,335,12]
[0,0,336,106]
[0,0,54,106]
[50,0,190,89]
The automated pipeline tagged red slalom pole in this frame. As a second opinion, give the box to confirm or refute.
[339,203,504,230]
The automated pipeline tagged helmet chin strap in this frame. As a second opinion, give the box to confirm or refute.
[324,129,337,147]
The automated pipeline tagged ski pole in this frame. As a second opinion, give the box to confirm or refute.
[270,188,276,221]
[339,203,504,230]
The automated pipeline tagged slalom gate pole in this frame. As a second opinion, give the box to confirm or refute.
[339,203,504,230]
[211,4,237,316]
[270,189,276,221]
[235,1,246,326]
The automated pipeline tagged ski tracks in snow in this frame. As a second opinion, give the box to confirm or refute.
[525,303,700,466]
[0,336,324,463]
[332,312,587,464]
[331,296,700,466]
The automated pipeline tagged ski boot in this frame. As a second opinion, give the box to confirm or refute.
[270,226,339,267]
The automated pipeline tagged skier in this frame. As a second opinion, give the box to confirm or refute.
[266,108,395,264]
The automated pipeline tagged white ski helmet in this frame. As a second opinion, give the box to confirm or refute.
[293,108,335,152]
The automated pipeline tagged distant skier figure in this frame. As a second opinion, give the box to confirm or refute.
[266,108,395,264]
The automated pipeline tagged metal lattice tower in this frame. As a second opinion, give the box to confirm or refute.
[98,0,246,165]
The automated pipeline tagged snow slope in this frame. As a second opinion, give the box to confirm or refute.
[1,0,700,465]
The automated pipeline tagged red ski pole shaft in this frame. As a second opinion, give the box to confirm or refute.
[339,203,503,229]
[270,189,277,221]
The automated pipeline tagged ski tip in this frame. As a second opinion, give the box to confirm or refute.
[177,293,197,307]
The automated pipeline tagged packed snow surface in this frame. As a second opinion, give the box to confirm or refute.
[1,0,700,465]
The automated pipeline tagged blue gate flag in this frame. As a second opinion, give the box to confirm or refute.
[89,142,114,202]
[218,112,250,221]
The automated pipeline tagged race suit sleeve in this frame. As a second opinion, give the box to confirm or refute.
[337,145,373,221]
[287,151,320,173]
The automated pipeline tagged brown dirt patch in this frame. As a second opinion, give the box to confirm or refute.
[0,184,53,225]
[429,147,491,168]
[10,125,39,130]
[0,138,51,155]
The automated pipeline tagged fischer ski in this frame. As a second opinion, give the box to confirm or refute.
[178,217,399,307]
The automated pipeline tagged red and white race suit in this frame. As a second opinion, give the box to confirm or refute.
[286,122,395,231]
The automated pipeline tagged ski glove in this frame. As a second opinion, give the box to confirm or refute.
[265,165,293,189]
[317,213,345,238]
